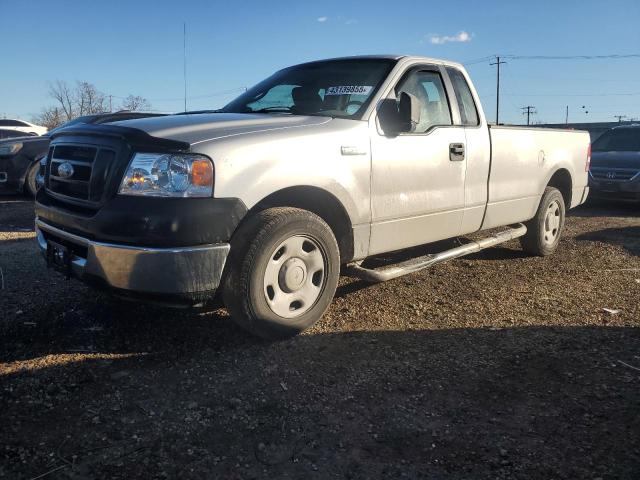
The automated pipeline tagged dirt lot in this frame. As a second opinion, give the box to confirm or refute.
[1,195,639,480]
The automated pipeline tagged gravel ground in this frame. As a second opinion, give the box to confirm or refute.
[1,195,639,479]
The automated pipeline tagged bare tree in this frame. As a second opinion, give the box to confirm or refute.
[120,95,151,111]
[76,81,107,115]
[49,80,75,121]
[47,80,107,119]
[32,106,65,130]
[38,80,150,126]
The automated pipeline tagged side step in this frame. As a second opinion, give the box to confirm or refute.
[346,223,527,283]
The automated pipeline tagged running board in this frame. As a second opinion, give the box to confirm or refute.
[346,223,527,283]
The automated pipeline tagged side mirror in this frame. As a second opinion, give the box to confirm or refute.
[377,92,421,136]
[398,92,421,132]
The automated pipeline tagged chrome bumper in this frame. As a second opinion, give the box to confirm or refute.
[35,219,230,295]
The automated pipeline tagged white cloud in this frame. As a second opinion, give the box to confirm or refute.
[429,30,472,45]
[345,19,358,25]
[317,16,328,23]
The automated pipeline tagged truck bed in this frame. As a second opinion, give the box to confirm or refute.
[483,125,590,229]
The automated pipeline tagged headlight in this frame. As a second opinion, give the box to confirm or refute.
[119,152,214,197]
[0,142,23,156]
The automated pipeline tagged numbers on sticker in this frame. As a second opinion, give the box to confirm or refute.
[325,86,373,96]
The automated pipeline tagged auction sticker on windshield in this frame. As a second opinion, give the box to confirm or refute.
[325,86,373,95]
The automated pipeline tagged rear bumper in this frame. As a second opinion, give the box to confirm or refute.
[36,218,230,299]
[589,177,640,200]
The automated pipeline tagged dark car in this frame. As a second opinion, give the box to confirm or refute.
[589,125,640,202]
[0,111,167,196]
[0,129,38,140]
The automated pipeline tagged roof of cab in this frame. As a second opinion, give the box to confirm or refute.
[290,54,465,70]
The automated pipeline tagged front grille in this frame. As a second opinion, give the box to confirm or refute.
[590,167,639,182]
[46,143,117,204]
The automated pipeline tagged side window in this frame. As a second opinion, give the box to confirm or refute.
[396,70,452,133]
[446,67,479,126]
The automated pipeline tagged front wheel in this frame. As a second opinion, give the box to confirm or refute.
[520,187,566,256]
[222,207,340,339]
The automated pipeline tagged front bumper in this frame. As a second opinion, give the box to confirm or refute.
[36,218,230,299]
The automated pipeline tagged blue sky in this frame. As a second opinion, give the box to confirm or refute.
[1,0,639,124]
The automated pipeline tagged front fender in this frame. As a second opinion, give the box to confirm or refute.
[194,120,372,227]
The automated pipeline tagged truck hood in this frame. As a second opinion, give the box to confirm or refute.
[591,151,640,170]
[110,113,331,145]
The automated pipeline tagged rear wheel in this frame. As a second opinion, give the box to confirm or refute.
[520,187,566,256]
[24,162,40,197]
[223,207,340,339]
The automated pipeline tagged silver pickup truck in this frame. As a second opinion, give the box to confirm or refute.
[35,55,590,338]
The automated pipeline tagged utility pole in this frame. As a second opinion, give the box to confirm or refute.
[490,56,507,124]
[521,105,536,126]
[614,115,626,123]
[183,22,187,112]
[565,105,569,125]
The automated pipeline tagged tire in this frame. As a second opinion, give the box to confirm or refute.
[520,187,566,256]
[24,162,40,197]
[222,207,340,339]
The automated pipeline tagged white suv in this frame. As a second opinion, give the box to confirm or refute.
[0,119,48,136]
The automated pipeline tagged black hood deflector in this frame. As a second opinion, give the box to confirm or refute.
[50,124,190,151]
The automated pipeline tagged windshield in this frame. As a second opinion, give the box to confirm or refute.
[592,128,640,152]
[222,59,395,119]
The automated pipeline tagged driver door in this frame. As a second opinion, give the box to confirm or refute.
[368,66,467,255]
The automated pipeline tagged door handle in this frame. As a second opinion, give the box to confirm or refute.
[449,143,465,161]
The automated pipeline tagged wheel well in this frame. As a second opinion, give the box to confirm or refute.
[249,186,354,262]
[23,160,40,192]
[547,169,572,208]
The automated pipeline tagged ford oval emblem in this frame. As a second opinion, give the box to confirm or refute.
[57,162,74,179]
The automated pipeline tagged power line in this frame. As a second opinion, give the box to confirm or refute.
[490,56,507,124]
[464,53,640,67]
[506,54,640,60]
[108,87,246,103]
[503,91,640,97]
[521,105,537,125]
[462,55,496,66]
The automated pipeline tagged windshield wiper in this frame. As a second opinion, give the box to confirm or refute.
[248,107,293,114]
[176,109,223,115]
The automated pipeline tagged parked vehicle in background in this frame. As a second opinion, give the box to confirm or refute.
[0,119,48,136]
[35,55,591,339]
[589,125,640,202]
[0,111,167,196]
[0,128,37,140]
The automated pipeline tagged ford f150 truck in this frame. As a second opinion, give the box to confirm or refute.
[35,55,590,338]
